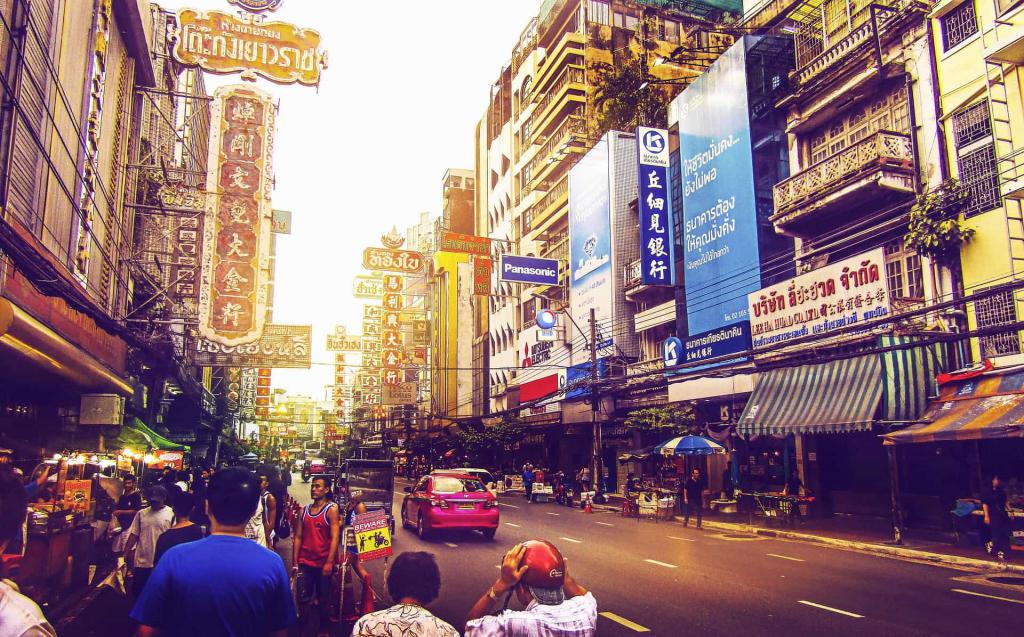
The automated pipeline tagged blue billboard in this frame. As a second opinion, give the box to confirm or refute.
[676,38,760,364]
[637,127,675,286]
[569,138,613,363]
[565,358,610,399]
[499,255,560,285]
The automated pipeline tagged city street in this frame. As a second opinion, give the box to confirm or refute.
[286,478,1024,637]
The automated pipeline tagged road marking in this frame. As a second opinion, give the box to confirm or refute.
[951,588,1024,605]
[667,535,695,542]
[767,553,805,562]
[505,522,522,528]
[643,559,678,569]
[498,503,520,509]
[595,521,614,527]
[546,512,561,516]
[560,536,583,544]
[600,612,650,632]
[797,601,863,618]
[444,542,459,548]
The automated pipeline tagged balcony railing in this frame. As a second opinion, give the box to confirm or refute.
[541,236,569,263]
[772,130,913,218]
[624,259,642,287]
[793,1,902,87]
[525,176,569,233]
[527,66,585,136]
[626,357,665,378]
[526,112,586,187]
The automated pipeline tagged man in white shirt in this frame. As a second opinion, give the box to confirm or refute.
[124,485,174,597]
[0,465,56,637]
[465,541,597,637]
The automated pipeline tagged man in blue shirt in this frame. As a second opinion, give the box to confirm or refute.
[131,467,296,637]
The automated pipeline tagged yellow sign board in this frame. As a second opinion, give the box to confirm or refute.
[174,9,327,86]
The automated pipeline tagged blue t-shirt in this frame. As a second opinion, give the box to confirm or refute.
[130,535,296,637]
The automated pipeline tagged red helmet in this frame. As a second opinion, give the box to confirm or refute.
[519,540,566,599]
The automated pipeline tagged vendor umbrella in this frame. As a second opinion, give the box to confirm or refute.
[653,435,725,456]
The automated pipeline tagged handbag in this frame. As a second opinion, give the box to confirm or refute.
[277,515,291,540]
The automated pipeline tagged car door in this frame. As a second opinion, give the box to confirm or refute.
[408,476,429,520]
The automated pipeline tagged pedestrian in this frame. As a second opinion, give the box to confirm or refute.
[154,492,205,565]
[244,471,269,548]
[191,468,211,529]
[576,466,590,493]
[522,464,534,502]
[280,463,292,488]
[258,470,278,547]
[291,475,340,635]
[124,485,174,596]
[130,467,297,637]
[351,551,459,636]
[0,465,57,637]
[983,473,1013,561]
[683,467,705,529]
[112,474,143,554]
[465,540,596,636]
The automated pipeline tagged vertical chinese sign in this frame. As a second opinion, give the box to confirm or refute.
[199,85,276,346]
[381,275,404,388]
[636,127,675,286]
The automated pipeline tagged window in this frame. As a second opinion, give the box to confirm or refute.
[951,101,992,148]
[624,15,639,31]
[662,20,680,44]
[613,12,624,28]
[805,83,911,165]
[941,1,978,50]
[975,288,1021,356]
[884,240,924,300]
[588,1,610,25]
[958,144,1001,217]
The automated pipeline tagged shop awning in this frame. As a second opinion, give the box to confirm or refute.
[738,338,942,437]
[883,367,1024,444]
[124,418,190,452]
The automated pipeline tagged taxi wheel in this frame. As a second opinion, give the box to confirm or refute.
[417,513,430,540]
[482,528,496,541]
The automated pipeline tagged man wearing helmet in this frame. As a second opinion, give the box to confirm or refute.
[464,540,597,636]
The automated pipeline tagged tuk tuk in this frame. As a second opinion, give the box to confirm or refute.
[334,457,395,534]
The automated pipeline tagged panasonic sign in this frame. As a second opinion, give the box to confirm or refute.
[500,255,561,286]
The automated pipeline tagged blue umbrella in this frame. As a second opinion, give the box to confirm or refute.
[653,435,725,457]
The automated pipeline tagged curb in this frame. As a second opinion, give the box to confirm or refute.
[696,519,1024,575]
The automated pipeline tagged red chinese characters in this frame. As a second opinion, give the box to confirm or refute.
[199,86,276,345]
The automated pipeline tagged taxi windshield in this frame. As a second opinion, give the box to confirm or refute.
[433,476,486,493]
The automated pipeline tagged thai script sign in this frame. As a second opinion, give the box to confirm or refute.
[439,231,491,256]
[271,209,291,234]
[353,275,383,298]
[327,333,362,352]
[198,85,275,346]
[362,247,425,273]
[195,324,311,368]
[748,248,889,349]
[500,255,560,285]
[636,127,676,286]
[352,510,393,561]
[173,9,326,86]
[675,39,759,364]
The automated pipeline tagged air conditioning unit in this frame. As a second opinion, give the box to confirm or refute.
[80,394,125,426]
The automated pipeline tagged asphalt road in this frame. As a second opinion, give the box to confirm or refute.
[287,476,1024,637]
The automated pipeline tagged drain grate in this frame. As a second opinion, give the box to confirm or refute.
[723,533,757,539]
[987,576,1024,586]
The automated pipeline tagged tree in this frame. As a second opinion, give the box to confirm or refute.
[590,53,673,137]
[624,405,696,434]
[905,179,975,265]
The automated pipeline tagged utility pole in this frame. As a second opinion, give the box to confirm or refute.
[590,308,605,503]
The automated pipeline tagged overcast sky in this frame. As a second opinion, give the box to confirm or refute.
[161,1,538,398]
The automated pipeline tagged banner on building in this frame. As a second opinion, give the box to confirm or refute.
[499,255,560,285]
[327,333,363,352]
[173,9,327,86]
[748,248,889,349]
[362,248,425,273]
[439,231,491,256]
[474,256,492,295]
[675,40,759,364]
[353,275,383,299]
[636,127,675,286]
[195,325,311,367]
[198,85,276,346]
[383,382,417,406]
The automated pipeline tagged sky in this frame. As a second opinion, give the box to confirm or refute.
[161,0,540,399]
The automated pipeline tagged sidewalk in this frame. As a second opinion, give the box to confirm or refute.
[583,492,1024,575]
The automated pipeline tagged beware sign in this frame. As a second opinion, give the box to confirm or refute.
[352,511,392,561]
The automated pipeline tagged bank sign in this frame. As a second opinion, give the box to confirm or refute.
[500,255,560,285]
[676,38,759,364]
[637,127,675,286]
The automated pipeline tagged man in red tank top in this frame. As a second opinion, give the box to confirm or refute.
[292,476,340,636]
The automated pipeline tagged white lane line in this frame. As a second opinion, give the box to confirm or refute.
[498,503,520,509]
[767,553,805,563]
[797,601,864,618]
[560,536,583,544]
[595,521,614,527]
[444,542,459,548]
[599,612,651,632]
[951,588,1024,605]
[667,535,695,542]
[505,522,522,528]
[643,559,678,569]
[546,512,561,516]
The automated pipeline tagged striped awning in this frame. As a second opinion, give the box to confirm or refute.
[883,367,1024,444]
[738,355,883,436]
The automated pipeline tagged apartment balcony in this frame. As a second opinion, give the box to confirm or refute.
[540,236,569,263]
[526,113,586,191]
[623,259,642,288]
[527,66,586,140]
[524,175,569,238]
[771,130,915,236]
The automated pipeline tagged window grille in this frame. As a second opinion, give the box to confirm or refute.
[957,144,1002,217]
[976,288,1021,356]
[941,2,978,50]
[951,101,992,148]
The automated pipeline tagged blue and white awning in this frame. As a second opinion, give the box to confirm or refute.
[653,435,725,456]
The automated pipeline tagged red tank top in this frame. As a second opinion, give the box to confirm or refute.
[297,502,335,567]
